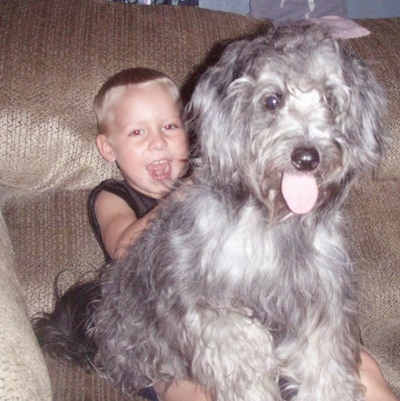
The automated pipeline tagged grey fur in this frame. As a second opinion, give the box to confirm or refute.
[93,24,386,401]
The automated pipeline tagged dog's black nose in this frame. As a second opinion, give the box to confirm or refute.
[291,148,320,171]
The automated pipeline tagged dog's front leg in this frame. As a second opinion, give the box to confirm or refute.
[187,309,282,401]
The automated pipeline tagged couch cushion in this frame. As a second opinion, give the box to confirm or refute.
[3,190,140,401]
[3,190,102,317]
[0,214,52,401]
[349,179,400,397]
[349,180,400,328]
[44,355,130,401]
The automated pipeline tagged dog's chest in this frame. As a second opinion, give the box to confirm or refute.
[194,201,347,309]
[199,204,276,286]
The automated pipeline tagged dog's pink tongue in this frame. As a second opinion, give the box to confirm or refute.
[281,173,318,215]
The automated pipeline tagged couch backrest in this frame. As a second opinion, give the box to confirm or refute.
[0,0,264,196]
[1,1,399,198]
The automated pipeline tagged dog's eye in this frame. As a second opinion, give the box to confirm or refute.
[263,94,282,111]
[324,85,349,116]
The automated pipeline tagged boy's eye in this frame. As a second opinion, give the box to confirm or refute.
[130,129,144,136]
[164,124,178,131]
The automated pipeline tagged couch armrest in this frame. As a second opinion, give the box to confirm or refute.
[0,212,52,400]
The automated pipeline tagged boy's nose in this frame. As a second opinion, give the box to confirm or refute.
[148,132,167,151]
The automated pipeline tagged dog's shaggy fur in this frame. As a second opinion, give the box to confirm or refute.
[34,24,386,401]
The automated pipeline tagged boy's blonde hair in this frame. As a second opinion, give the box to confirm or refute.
[94,67,181,136]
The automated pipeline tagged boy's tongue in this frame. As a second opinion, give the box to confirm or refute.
[147,160,171,181]
[281,173,319,215]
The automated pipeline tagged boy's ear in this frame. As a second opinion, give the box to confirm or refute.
[96,134,116,163]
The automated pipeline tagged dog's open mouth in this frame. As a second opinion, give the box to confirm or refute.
[147,159,171,181]
[281,173,319,215]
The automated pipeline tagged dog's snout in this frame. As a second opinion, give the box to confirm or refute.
[291,148,320,171]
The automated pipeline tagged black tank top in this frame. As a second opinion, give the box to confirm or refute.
[87,179,158,262]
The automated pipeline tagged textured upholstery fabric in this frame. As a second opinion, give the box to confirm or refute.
[0,0,399,399]
[0,0,263,195]
[43,355,128,401]
[0,214,52,400]
[4,191,100,317]
[349,180,400,395]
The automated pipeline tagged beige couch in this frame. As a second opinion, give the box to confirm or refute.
[0,0,399,400]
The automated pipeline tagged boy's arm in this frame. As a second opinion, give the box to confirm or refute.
[360,351,399,401]
[94,190,159,260]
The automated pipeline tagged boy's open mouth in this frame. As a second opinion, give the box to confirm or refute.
[147,159,172,181]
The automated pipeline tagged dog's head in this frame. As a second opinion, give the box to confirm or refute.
[188,24,386,219]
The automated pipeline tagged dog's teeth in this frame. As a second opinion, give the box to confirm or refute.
[281,173,318,215]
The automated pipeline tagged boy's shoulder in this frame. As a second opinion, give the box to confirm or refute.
[90,179,129,201]
[89,179,158,219]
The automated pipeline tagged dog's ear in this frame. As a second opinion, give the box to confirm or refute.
[186,39,253,181]
[340,46,386,174]
[187,39,250,117]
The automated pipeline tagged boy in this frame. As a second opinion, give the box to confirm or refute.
[89,67,188,261]
[89,67,212,400]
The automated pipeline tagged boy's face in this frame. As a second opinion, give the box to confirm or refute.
[97,83,188,199]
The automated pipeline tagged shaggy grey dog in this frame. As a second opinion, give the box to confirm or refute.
[94,24,385,401]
